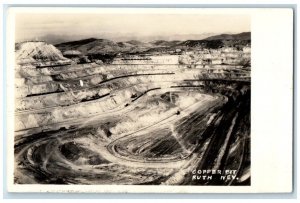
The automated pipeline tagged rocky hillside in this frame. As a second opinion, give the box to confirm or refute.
[203,32,250,41]
[15,41,70,65]
[56,38,153,55]
[55,32,251,56]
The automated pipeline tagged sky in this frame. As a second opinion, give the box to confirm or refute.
[15,12,250,43]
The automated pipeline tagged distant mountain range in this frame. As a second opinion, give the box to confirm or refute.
[19,33,220,45]
[55,32,251,55]
[203,32,250,40]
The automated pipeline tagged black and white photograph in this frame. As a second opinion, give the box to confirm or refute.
[12,9,251,187]
[4,7,294,194]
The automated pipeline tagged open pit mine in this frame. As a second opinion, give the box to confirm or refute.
[14,35,251,185]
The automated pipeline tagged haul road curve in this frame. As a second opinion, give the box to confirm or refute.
[14,41,251,185]
[14,78,250,185]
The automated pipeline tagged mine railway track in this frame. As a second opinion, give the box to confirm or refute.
[21,75,248,101]
[23,72,175,98]
[25,63,180,76]
[15,80,175,115]
[15,93,112,116]
[50,69,176,82]
[183,78,250,83]
[36,63,72,68]
[15,87,177,136]
[26,90,65,97]
[18,63,249,78]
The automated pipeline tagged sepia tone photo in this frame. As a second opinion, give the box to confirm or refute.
[12,9,251,188]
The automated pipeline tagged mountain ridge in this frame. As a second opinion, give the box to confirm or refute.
[54,32,251,55]
[203,32,250,40]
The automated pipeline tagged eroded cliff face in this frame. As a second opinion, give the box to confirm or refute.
[14,41,250,186]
